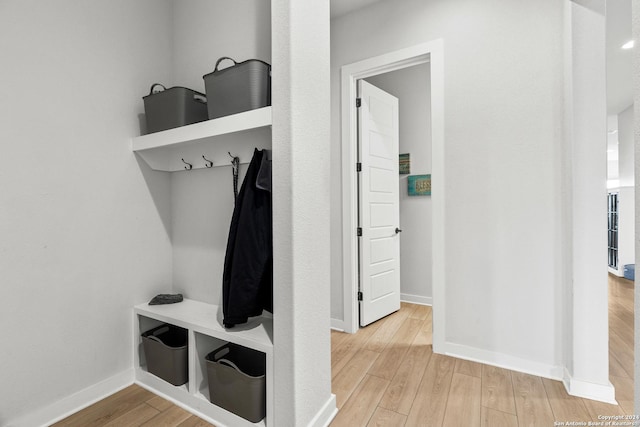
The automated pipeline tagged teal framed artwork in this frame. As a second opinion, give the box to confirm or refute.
[408,174,431,196]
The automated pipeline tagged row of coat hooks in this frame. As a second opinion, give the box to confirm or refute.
[180,152,239,170]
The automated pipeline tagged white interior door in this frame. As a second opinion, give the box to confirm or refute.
[358,79,401,327]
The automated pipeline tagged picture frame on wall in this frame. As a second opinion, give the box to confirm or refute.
[408,174,431,196]
[399,153,410,174]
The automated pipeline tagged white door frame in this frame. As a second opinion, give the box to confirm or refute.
[340,40,445,354]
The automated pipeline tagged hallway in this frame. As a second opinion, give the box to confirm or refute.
[330,275,634,426]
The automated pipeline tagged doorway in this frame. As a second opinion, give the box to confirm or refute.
[357,63,433,327]
[340,41,445,352]
[356,79,401,327]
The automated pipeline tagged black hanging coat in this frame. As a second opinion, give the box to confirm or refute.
[222,148,272,327]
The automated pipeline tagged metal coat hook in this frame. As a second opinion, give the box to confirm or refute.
[181,158,193,170]
[228,151,240,169]
[202,155,213,168]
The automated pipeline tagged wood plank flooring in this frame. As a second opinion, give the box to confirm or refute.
[331,274,634,426]
[50,385,214,427]
[52,274,633,426]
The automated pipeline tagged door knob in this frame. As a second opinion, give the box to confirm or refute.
[395,228,403,234]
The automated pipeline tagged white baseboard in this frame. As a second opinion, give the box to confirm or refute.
[401,293,432,306]
[562,368,617,404]
[331,294,432,332]
[443,343,617,404]
[442,342,564,381]
[331,318,345,332]
[609,267,623,277]
[8,368,135,427]
[307,393,338,427]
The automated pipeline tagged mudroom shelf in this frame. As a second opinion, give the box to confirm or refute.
[134,298,273,353]
[134,298,273,426]
[132,106,272,172]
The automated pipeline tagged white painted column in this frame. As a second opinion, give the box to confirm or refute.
[564,0,615,403]
[271,1,337,426]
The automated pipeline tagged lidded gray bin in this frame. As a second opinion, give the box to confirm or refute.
[203,57,271,120]
[141,324,188,386]
[142,84,208,134]
[206,343,266,423]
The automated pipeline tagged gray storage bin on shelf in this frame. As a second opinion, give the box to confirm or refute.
[203,57,271,120]
[206,343,266,423]
[143,84,208,134]
[141,324,188,386]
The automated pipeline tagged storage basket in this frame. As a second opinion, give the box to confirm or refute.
[141,324,188,386]
[205,343,266,423]
[203,57,271,120]
[142,84,208,134]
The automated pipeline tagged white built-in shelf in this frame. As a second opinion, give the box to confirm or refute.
[134,298,273,354]
[134,298,274,426]
[132,107,272,172]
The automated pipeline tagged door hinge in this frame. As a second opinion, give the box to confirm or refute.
[356,162,362,172]
[357,227,362,237]
[356,98,362,108]
[357,291,363,301]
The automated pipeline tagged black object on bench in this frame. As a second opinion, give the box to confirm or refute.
[149,294,184,305]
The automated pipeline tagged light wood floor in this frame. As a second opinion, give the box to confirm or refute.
[51,384,214,427]
[330,274,634,426]
[52,274,633,427]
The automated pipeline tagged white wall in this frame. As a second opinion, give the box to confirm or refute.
[613,105,635,274]
[331,0,566,375]
[365,63,433,304]
[619,104,635,187]
[171,166,246,304]
[607,115,619,180]
[169,0,271,304]
[171,0,272,94]
[0,1,174,424]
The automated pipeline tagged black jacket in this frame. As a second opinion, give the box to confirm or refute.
[222,148,272,327]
